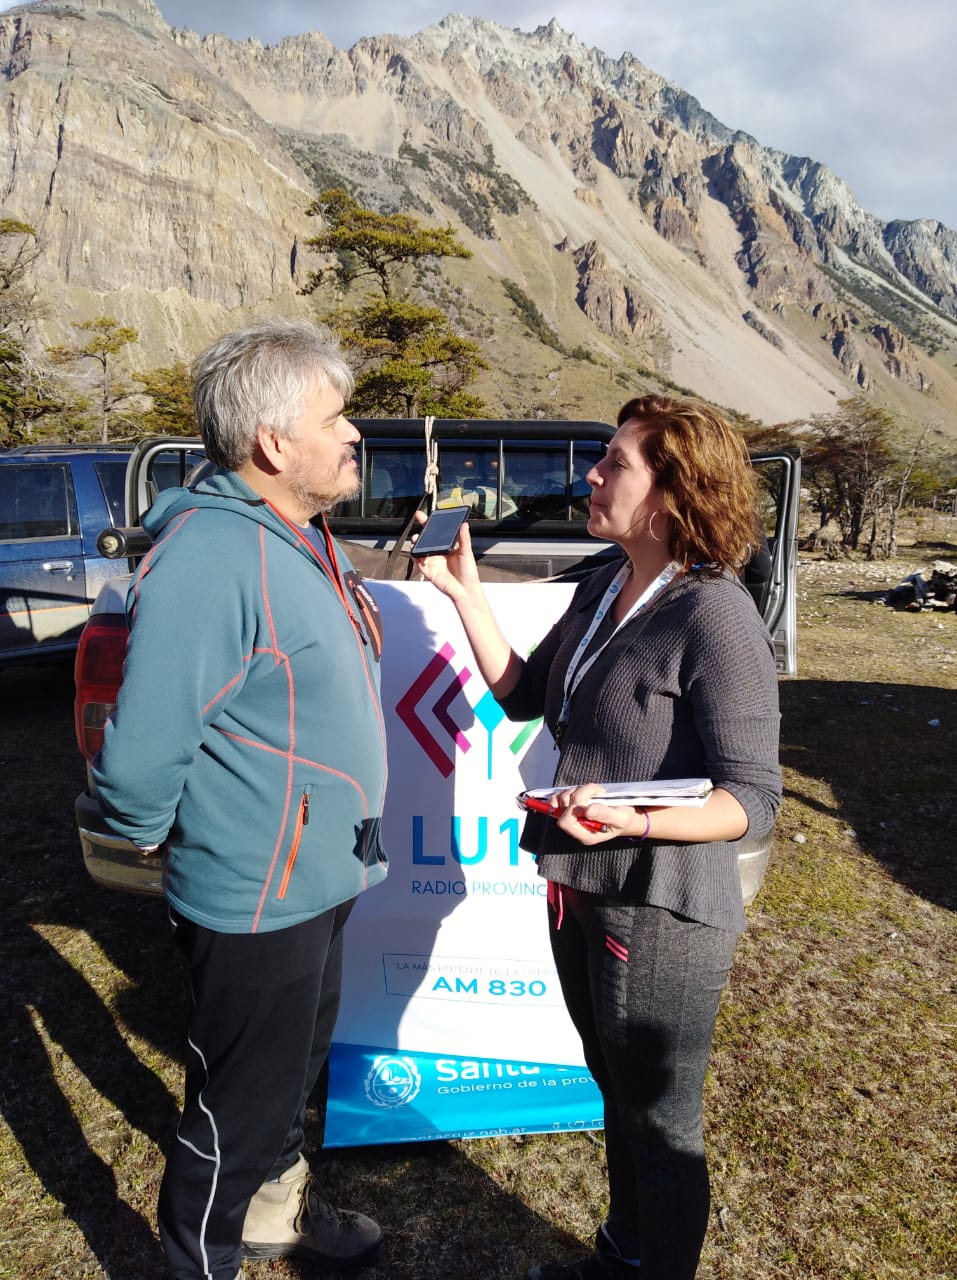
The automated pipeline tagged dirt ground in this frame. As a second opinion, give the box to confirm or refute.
[0,546,954,1280]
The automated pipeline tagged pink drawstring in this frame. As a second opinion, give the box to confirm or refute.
[547,879,564,929]
[605,934,629,962]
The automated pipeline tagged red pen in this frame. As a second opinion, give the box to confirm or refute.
[518,794,558,817]
[577,817,607,833]
[518,794,606,833]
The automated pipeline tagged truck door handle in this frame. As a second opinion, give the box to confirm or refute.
[43,560,75,575]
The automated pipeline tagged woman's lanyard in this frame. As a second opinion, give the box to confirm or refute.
[557,560,680,735]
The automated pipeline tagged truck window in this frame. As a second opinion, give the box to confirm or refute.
[337,443,422,520]
[94,459,129,528]
[336,437,605,526]
[502,446,566,519]
[501,441,601,522]
[753,457,786,548]
[570,442,602,520]
[436,445,510,519]
[365,449,422,520]
[0,464,78,540]
[143,449,207,507]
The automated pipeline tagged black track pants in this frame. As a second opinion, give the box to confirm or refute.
[157,899,355,1280]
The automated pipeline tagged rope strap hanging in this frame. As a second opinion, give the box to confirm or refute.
[382,415,438,580]
[421,415,438,512]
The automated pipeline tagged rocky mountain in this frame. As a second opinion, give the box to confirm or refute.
[2,0,956,434]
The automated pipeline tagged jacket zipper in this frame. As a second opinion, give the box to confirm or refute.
[278,791,310,900]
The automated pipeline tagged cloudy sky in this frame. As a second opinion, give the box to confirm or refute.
[7,0,955,228]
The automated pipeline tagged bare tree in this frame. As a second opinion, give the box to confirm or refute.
[886,422,933,556]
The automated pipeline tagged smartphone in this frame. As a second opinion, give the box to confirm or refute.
[410,505,470,557]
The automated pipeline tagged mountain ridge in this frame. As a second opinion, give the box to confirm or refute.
[2,0,955,434]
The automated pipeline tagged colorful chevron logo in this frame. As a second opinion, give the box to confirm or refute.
[396,641,540,779]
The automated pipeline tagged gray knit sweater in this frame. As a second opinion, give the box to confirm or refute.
[498,558,781,932]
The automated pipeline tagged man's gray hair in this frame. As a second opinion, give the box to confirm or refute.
[191,319,355,471]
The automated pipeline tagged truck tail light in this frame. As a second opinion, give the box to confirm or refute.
[74,614,128,760]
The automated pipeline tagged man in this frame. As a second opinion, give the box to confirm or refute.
[94,319,388,1280]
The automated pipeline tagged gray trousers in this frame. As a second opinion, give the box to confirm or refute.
[548,887,738,1280]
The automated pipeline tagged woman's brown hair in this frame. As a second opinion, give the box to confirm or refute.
[616,394,759,573]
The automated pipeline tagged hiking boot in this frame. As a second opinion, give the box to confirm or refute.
[525,1224,639,1280]
[242,1154,382,1269]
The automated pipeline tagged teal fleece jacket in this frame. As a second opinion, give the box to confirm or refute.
[93,471,389,933]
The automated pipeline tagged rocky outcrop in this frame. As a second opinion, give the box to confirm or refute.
[631,119,705,253]
[742,310,785,350]
[816,309,871,389]
[704,142,832,308]
[868,324,933,390]
[565,239,663,350]
[883,219,957,319]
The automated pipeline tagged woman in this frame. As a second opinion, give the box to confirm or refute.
[415,395,781,1280]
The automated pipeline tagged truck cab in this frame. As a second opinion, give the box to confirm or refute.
[113,421,800,668]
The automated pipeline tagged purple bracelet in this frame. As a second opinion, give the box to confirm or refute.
[624,806,651,844]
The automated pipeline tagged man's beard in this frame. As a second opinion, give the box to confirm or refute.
[288,450,361,516]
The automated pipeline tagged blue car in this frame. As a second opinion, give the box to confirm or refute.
[0,444,132,665]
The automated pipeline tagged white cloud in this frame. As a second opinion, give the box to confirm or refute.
[2,0,954,226]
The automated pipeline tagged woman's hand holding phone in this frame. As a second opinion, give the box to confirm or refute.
[411,508,481,600]
[413,506,520,701]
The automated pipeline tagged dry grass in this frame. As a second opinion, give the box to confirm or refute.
[1,540,955,1280]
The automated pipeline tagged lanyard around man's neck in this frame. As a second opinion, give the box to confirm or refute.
[267,502,362,634]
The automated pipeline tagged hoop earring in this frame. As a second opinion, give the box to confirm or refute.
[648,509,665,543]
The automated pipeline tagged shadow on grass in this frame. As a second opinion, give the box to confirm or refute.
[283,1133,591,1280]
[0,664,576,1279]
[0,663,182,1275]
[912,538,957,556]
[779,676,956,911]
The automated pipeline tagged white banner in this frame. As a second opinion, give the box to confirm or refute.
[326,581,604,1145]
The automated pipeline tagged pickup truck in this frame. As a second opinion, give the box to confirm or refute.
[72,418,800,1146]
[73,419,800,901]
